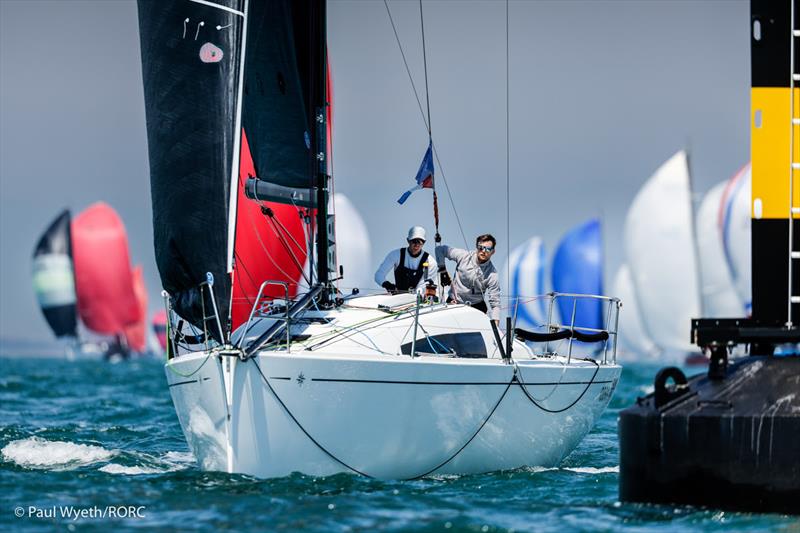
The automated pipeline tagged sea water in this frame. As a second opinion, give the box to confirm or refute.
[0,355,795,532]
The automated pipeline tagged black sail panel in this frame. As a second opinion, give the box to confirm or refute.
[32,210,77,338]
[242,0,316,205]
[137,0,246,338]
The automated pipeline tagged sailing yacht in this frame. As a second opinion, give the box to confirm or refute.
[137,0,621,478]
[615,154,751,362]
[32,203,148,358]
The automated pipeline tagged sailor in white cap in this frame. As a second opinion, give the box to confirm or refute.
[374,226,438,293]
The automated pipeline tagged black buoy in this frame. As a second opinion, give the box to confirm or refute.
[619,0,800,514]
[619,354,800,513]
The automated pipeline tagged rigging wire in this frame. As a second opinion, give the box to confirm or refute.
[419,0,432,138]
[505,0,511,307]
[383,0,469,250]
[417,0,441,239]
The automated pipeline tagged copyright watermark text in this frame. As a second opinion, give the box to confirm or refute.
[14,505,146,521]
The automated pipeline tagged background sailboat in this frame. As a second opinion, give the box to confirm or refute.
[696,177,746,317]
[504,237,548,331]
[617,156,751,361]
[551,219,604,333]
[720,163,752,314]
[612,264,660,358]
[31,202,149,357]
[623,150,701,359]
[333,193,372,291]
[31,210,77,341]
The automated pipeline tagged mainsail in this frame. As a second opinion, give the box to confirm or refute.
[138,0,326,340]
[32,210,78,338]
[624,150,701,354]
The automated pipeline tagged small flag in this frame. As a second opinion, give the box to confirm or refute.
[397,142,434,205]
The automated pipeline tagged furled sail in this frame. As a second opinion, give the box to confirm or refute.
[137,0,322,340]
[696,180,744,316]
[504,237,548,330]
[71,203,141,338]
[551,219,604,331]
[32,210,77,338]
[624,150,701,355]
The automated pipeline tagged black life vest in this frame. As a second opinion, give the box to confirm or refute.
[395,248,429,291]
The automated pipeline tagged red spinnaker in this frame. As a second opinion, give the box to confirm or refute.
[231,132,309,330]
[72,203,140,337]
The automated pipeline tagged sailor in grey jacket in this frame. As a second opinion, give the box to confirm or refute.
[435,234,501,322]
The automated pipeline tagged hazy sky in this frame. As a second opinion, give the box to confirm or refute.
[0,0,750,341]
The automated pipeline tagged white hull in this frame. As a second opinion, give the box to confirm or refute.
[166,351,620,479]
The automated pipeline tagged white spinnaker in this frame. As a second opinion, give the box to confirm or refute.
[502,237,548,330]
[721,163,752,314]
[333,194,372,291]
[696,181,745,316]
[612,264,659,359]
[624,150,701,354]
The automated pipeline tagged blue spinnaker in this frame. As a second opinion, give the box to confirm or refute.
[551,219,603,331]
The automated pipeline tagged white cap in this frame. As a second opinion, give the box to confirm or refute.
[407,226,427,242]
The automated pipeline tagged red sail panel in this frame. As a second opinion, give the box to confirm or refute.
[123,265,148,353]
[152,309,167,351]
[231,131,309,330]
[71,203,140,336]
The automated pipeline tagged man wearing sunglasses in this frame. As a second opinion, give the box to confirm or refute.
[436,234,501,324]
[374,226,438,294]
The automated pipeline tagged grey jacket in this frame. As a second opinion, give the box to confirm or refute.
[435,245,501,320]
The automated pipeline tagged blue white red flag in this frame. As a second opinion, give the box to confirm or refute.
[397,142,434,205]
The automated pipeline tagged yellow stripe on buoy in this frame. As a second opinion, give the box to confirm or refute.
[751,87,800,219]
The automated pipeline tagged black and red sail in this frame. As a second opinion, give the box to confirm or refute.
[137,0,324,340]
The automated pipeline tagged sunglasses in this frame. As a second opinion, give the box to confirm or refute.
[477,245,495,253]
[409,239,425,245]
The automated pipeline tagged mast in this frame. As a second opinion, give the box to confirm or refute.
[313,0,335,298]
[685,150,705,317]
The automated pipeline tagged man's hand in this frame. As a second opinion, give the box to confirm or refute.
[382,281,397,293]
[438,266,451,287]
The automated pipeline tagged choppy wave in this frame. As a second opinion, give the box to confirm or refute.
[2,437,115,470]
[522,465,618,474]
[98,464,162,475]
[98,450,195,475]
[562,466,619,474]
[1,357,794,532]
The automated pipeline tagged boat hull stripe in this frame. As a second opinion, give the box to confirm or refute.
[308,378,613,386]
